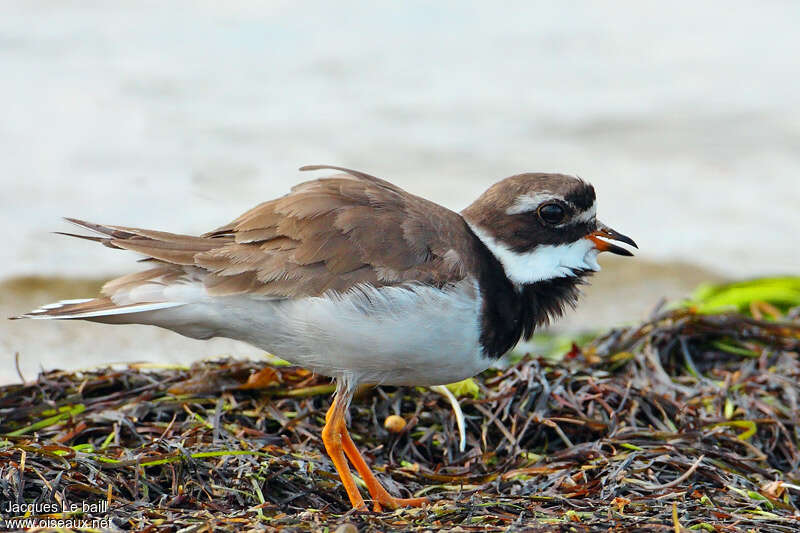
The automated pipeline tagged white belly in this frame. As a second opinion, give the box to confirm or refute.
[162,279,491,386]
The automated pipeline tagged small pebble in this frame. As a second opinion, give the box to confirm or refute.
[335,523,358,533]
[383,414,406,433]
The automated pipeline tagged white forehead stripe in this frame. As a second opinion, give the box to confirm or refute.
[468,223,601,285]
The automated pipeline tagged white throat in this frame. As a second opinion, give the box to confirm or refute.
[468,223,601,285]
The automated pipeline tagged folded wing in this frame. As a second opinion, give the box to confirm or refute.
[199,165,472,297]
[16,166,475,321]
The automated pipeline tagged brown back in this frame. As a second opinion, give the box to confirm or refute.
[75,166,478,299]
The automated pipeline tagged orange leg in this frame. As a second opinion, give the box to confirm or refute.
[322,393,367,511]
[322,382,428,512]
[340,427,428,512]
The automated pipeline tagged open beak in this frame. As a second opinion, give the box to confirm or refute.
[586,222,638,257]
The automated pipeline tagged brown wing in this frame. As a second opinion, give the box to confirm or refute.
[198,165,473,297]
[63,166,474,300]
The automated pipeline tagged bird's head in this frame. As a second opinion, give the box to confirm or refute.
[461,173,636,286]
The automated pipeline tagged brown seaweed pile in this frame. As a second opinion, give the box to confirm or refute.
[1,307,799,532]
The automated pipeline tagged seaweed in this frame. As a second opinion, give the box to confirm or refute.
[1,305,799,531]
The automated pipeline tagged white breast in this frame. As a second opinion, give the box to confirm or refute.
[142,278,491,386]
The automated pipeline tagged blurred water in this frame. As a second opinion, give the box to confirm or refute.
[0,1,798,279]
[1,2,799,383]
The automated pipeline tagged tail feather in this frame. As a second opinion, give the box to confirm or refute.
[53,231,121,248]
[63,217,137,239]
[60,217,224,266]
[11,218,213,329]
[12,297,184,320]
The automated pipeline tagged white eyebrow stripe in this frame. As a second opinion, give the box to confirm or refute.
[507,193,597,226]
[572,202,597,224]
[506,192,564,215]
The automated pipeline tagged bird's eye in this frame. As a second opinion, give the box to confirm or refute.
[537,203,566,225]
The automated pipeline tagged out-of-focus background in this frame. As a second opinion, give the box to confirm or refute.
[2,1,798,384]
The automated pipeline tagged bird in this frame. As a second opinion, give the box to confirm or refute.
[14,165,636,512]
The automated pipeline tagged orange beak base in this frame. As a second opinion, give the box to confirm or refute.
[587,225,637,256]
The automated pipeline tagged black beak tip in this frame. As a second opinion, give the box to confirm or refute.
[606,242,635,257]
[614,233,638,249]
[597,226,638,254]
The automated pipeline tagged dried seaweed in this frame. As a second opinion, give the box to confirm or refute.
[1,307,799,532]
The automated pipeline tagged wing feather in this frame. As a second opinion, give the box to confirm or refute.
[57,166,476,300]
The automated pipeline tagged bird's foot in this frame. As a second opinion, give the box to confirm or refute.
[370,494,428,512]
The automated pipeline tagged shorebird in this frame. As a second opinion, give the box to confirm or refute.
[15,165,636,511]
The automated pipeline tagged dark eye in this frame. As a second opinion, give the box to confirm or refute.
[537,202,566,225]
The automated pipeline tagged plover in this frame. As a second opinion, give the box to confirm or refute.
[15,165,636,511]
